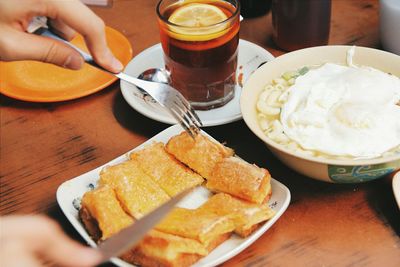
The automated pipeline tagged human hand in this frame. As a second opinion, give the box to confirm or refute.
[0,0,123,73]
[0,215,102,267]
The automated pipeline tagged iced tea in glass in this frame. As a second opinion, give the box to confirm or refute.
[271,0,331,51]
[157,0,240,110]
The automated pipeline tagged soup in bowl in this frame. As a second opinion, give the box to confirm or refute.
[240,45,400,183]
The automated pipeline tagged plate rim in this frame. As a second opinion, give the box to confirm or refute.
[120,39,275,127]
[56,124,291,267]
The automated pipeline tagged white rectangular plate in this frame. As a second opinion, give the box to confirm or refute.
[57,125,291,267]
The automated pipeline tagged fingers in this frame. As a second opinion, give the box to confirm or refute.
[0,237,43,267]
[48,18,76,41]
[0,27,83,70]
[0,248,43,267]
[0,0,123,72]
[38,221,102,267]
[1,216,102,267]
[45,0,123,73]
[0,0,124,72]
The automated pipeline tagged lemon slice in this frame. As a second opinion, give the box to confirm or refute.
[168,3,229,41]
[169,3,228,27]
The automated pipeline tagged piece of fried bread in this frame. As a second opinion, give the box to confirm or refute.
[80,186,133,241]
[99,160,170,219]
[80,189,208,267]
[130,142,204,196]
[121,230,208,267]
[165,131,234,179]
[199,193,275,237]
[155,207,234,251]
[206,157,272,204]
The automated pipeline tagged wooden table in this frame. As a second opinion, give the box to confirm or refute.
[1,0,399,266]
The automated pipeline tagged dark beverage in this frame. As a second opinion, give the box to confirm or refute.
[157,0,240,110]
[240,0,271,18]
[272,0,331,51]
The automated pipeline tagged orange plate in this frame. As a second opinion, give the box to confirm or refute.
[0,27,132,102]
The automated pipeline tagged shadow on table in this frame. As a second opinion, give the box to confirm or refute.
[366,176,400,236]
[111,90,167,138]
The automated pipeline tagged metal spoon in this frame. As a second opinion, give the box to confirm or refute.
[138,68,171,84]
[134,68,171,101]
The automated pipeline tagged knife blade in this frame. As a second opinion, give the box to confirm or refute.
[97,188,192,263]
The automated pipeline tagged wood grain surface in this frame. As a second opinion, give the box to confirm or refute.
[1,0,399,266]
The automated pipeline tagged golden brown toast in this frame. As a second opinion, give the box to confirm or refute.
[165,131,234,179]
[80,186,133,240]
[130,142,204,197]
[206,156,272,204]
[199,193,276,237]
[155,207,235,249]
[99,160,170,219]
[80,190,209,267]
[121,230,208,267]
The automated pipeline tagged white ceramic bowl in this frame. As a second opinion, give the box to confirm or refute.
[240,45,400,183]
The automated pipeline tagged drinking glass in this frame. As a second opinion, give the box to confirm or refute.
[157,0,240,110]
[380,0,400,55]
[271,0,331,51]
[240,0,271,18]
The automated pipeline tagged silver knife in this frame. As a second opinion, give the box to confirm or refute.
[97,188,192,263]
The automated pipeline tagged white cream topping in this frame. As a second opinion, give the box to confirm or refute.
[280,62,400,158]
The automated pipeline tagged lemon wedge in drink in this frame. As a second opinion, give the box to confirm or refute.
[169,3,227,27]
[167,3,230,41]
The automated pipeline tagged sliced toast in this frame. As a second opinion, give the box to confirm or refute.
[130,142,204,197]
[199,193,276,237]
[155,207,234,251]
[121,230,208,267]
[80,186,133,240]
[99,160,170,219]
[165,131,234,179]
[206,157,272,204]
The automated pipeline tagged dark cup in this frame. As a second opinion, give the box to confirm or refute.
[240,0,272,18]
[272,0,331,51]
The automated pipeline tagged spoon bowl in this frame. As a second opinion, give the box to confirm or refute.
[135,68,171,98]
[138,68,171,84]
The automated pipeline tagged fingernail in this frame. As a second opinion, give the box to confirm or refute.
[111,57,124,73]
[64,54,83,70]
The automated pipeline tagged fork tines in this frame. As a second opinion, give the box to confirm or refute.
[169,94,202,139]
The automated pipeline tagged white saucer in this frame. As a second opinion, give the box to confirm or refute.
[120,39,275,126]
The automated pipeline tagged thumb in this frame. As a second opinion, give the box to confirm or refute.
[1,29,83,70]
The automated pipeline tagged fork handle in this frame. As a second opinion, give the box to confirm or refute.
[36,28,111,74]
[37,29,149,87]
[36,28,164,97]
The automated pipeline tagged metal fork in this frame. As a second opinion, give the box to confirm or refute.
[36,28,202,138]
